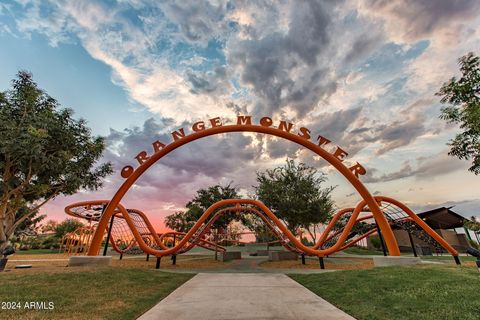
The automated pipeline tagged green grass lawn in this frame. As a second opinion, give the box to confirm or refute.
[14,249,59,255]
[343,246,383,255]
[421,255,477,262]
[290,265,480,320]
[0,268,193,320]
[343,247,477,263]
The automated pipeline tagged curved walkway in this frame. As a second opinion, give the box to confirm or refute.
[138,273,355,320]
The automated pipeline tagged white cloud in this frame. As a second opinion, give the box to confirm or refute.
[3,0,480,222]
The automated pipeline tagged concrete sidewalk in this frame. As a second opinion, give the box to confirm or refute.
[138,273,355,320]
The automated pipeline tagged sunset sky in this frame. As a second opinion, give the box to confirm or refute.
[0,0,479,231]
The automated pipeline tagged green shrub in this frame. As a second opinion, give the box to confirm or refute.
[369,235,382,250]
[41,236,60,249]
[301,237,314,246]
[468,239,480,250]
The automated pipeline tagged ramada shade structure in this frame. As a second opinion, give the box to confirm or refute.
[417,207,466,230]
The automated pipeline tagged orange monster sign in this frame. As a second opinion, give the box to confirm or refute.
[121,115,366,179]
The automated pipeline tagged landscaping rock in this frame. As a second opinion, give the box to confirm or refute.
[268,251,298,261]
[220,251,241,262]
[69,256,112,267]
[373,256,421,267]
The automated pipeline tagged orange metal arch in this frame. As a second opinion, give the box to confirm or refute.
[88,124,401,256]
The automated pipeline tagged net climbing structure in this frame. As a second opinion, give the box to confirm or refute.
[63,200,225,256]
[63,196,460,263]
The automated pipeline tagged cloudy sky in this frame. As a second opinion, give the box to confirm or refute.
[1,0,479,230]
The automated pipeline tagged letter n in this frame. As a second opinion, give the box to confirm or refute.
[278,121,294,132]
[171,128,186,141]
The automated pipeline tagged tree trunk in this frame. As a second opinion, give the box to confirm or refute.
[0,217,8,252]
[306,227,316,243]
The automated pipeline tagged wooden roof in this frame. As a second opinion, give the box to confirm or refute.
[417,207,466,229]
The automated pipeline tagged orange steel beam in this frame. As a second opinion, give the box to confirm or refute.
[125,208,167,250]
[177,205,301,254]
[322,214,375,245]
[67,196,459,259]
[374,196,459,256]
[66,200,169,252]
[339,228,377,251]
[88,199,367,257]
[315,208,355,249]
[159,231,227,253]
[88,124,400,256]
[156,205,292,254]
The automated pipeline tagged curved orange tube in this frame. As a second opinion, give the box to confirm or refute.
[66,195,459,259]
[374,196,459,256]
[87,199,366,257]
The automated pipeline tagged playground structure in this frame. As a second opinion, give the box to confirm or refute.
[64,196,460,268]
[64,116,461,268]
[59,225,97,255]
[64,201,226,257]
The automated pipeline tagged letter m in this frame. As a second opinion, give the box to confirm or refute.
[237,115,252,125]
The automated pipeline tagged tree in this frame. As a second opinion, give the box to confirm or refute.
[464,216,480,232]
[54,219,84,239]
[164,211,195,233]
[0,71,113,251]
[14,206,45,236]
[255,159,335,239]
[185,184,241,231]
[40,219,59,233]
[436,52,480,174]
[164,184,241,233]
[241,213,275,243]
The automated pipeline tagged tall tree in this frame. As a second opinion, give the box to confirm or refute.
[255,159,335,238]
[164,184,241,233]
[14,206,45,236]
[0,71,112,251]
[54,219,84,239]
[164,211,196,233]
[185,183,240,231]
[436,52,480,174]
[241,213,275,243]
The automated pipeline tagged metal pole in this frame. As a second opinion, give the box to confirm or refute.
[407,231,417,257]
[463,227,472,241]
[156,257,161,269]
[214,229,218,261]
[453,256,461,265]
[172,254,177,265]
[318,257,325,269]
[102,205,113,256]
[301,254,306,265]
[146,254,149,261]
[375,221,387,256]
[119,253,123,260]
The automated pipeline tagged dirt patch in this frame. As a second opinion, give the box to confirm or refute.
[111,255,227,270]
[1,254,227,274]
[260,257,375,270]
